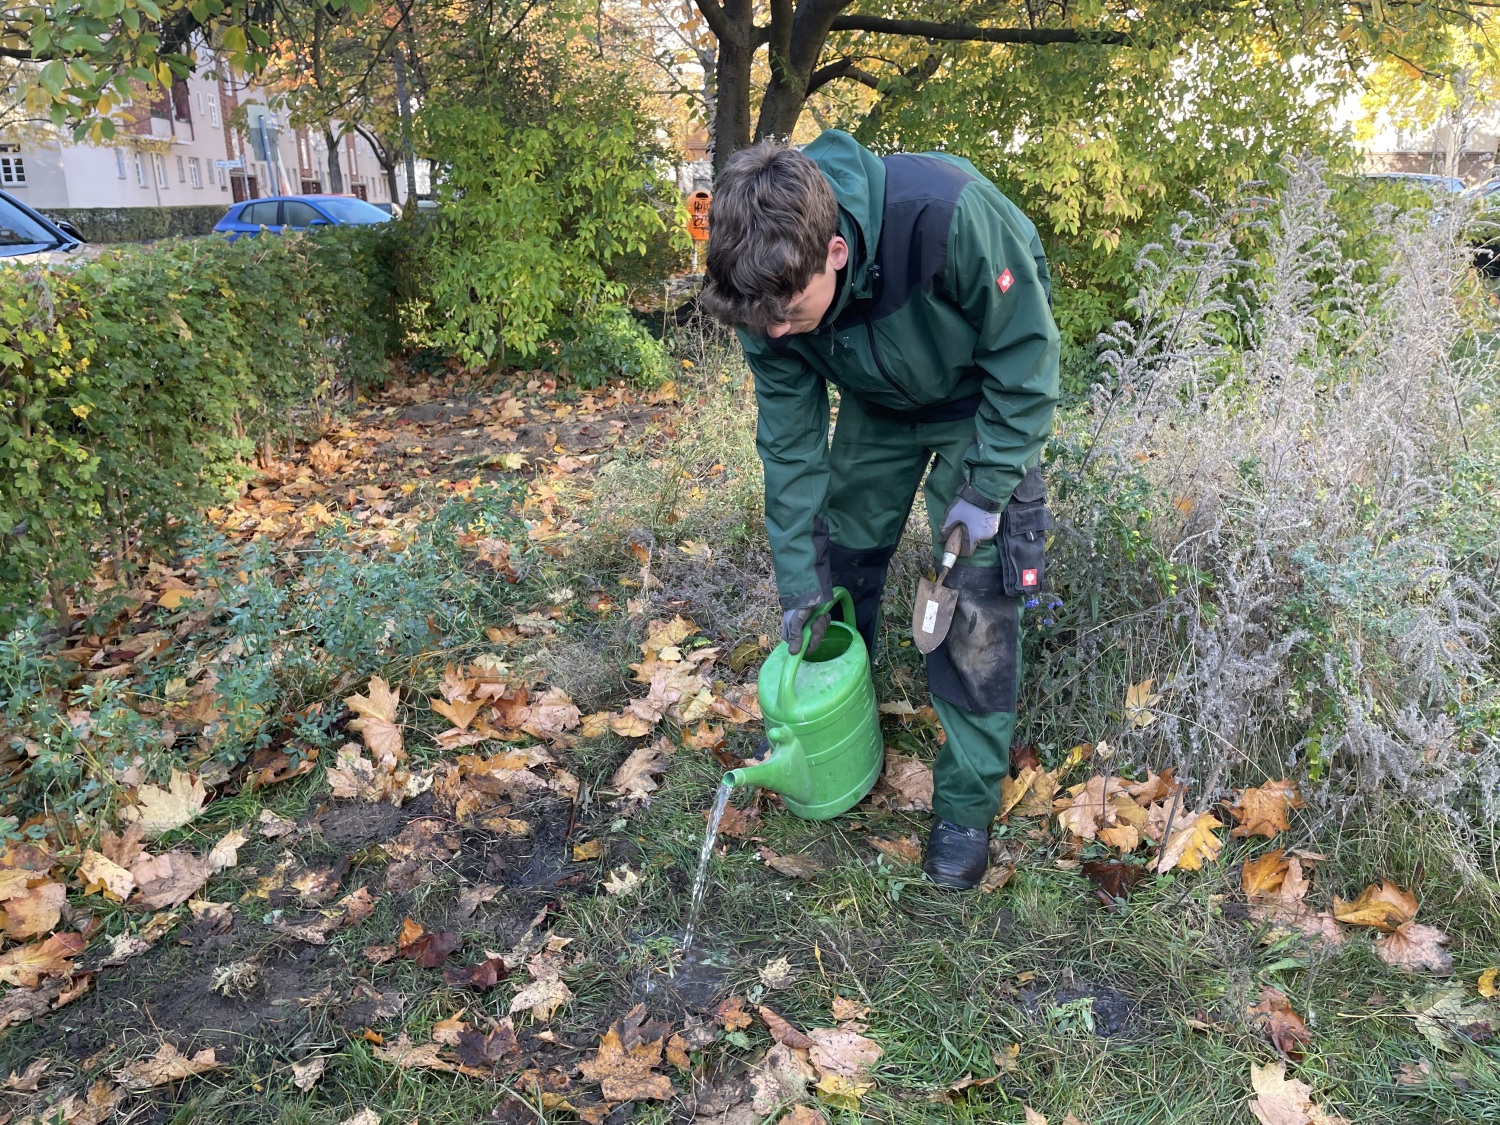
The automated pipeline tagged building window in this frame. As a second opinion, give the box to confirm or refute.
[176,155,186,182]
[196,91,205,115]
[189,157,202,188]
[135,153,147,187]
[209,99,221,128]
[219,166,228,189]
[114,147,127,178]
[153,153,168,188]
[0,143,24,186]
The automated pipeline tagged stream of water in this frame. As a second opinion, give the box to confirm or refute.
[679,780,733,961]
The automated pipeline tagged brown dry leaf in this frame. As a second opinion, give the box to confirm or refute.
[1125,768,1181,804]
[571,839,603,862]
[749,1041,815,1115]
[577,1003,674,1101]
[257,810,298,839]
[0,931,85,987]
[806,1027,882,1078]
[431,697,483,731]
[781,1105,829,1125]
[870,835,922,866]
[456,1022,520,1070]
[291,1055,327,1091]
[1227,780,1304,839]
[831,996,869,1024]
[1053,776,1133,841]
[683,722,726,750]
[1242,850,1295,898]
[1025,1110,1048,1125]
[31,1079,121,1125]
[760,956,797,991]
[373,1034,459,1074]
[980,863,1017,893]
[641,616,699,658]
[1247,1061,1349,1125]
[608,712,654,738]
[1247,987,1313,1058]
[759,848,823,880]
[880,754,933,811]
[1154,812,1223,874]
[603,865,642,895]
[1333,881,1420,932]
[121,770,208,837]
[999,767,1037,818]
[714,994,752,1030]
[326,744,407,805]
[344,677,404,763]
[510,977,574,1021]
[757,1005,815,1049]
[5,1057,50,1091]
[1375,922,1453,975]
[522,687,582,739]
[114,1042,222,1090]
[715,803,762,839]
[611,738,673,800]
[1,878,65,940]
[665,1033,692,1069]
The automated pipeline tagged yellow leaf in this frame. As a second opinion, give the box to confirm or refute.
[1332,881,1419,932]
[1478,968,1498,998]
[1154,812,1222,873]
[1124,679,1162,728]
[158,587,194,610]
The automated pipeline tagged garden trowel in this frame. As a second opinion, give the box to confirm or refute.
[912,527,964,654]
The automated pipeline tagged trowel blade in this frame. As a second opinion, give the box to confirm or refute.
[911,575,958,655]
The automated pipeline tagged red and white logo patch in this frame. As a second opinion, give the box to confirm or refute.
[997,269,1014,292]
[1021,568,1039,587]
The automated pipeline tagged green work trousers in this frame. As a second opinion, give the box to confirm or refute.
[821,394,1028,831]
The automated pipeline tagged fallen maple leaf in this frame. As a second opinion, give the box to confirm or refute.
[396,918,461,968]
[748,1041,815,1115]
[0,931,86,987]
[714,995,752,1031]
[980,863,1017,893]
[344,677,404,763]
[603,865,642,895]
[120,770,208,837]
[1154,812,1223,873]
[577,1004,674,1101]
[1080,859,1145,905]
[880,754,933,810]
[1125,768,1180,804]
[521,687,582,739]
[456,1023,520,1069]
[683,722,726,750]
[1376,922,1453,975]
[1247,987,1313,1058]
[759,848,823,880]
[291,1056,327,1091]
[1247,1061,1349,1125]
[510,977,573,1020]
[1226,779,1305,839]
[1479,968,1499,998]
[373,1034,459,1074]
[114,1042,222,1090]
[1053,776,1135,841]
[571,839,603,861]
[431,697,483,730]
[1333,881,1419,932]
[0,878,65,940]
[611,739,672,800]
[870,835,922,865]
[1124,679,1163,728]
[807,1027,882,1078]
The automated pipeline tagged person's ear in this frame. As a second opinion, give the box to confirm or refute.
[827,235,849,271]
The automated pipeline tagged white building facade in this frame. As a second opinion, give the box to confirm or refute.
[2,65,404,214]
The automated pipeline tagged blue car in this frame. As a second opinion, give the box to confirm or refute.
[213,194,392,240]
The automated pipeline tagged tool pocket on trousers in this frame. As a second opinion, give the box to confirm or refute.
[1000,501,1052,598]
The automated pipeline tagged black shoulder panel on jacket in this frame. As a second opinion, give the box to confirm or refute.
[838,152,975,326]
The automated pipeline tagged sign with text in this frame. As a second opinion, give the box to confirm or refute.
[686,190,711,242]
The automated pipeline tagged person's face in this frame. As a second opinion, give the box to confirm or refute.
[765,236,849,338]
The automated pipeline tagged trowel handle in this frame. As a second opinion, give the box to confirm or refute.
[780,586,857,708]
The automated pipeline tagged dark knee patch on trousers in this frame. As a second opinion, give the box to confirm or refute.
[925,563,1020,713]
[828,541,898,654]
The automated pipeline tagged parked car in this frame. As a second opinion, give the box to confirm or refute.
[0,188,85,265]
[1467,180,1500,277]
[213,194,393,240]
[1360,171,1468,195]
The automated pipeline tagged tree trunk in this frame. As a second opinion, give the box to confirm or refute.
[324,126,344,193]
[711,0,759,175]
[754,0,847,143]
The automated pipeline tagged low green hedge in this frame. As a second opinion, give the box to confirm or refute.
[0,226,404,619]
[44,205,229,243]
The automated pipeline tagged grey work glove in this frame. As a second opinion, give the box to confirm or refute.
[781,606,830,655]
[939,485,1001,557]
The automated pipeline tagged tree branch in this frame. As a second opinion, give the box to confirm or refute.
[694,0,731,40]
[827,15,1132,45]
[806,55,882,95]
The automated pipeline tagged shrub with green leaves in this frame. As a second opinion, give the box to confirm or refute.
[0,227,403,619]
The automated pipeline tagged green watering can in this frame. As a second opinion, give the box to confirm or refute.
[723,587,882,819]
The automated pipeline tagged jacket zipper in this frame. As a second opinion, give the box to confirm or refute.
[862,316,920,407]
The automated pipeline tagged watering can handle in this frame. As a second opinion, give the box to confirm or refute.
[778,586,857,709]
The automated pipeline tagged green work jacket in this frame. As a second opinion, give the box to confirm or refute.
[736,130,1061,610]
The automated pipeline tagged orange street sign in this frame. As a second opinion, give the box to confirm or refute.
[687,190,711,242]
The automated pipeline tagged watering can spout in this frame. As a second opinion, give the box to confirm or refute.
[723,727,815,805]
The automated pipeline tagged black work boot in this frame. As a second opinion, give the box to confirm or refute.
[922,818,989,890]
